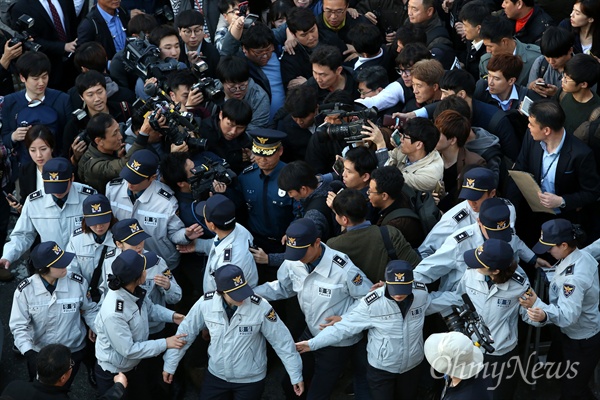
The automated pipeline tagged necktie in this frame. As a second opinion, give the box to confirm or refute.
[47,0,67,42]
[54,196,65,208]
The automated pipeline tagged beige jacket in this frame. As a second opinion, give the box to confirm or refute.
[385,150,444,192]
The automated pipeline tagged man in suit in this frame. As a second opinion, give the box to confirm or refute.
[507,99,600,246]
[10,0,78,91]
[77,0,130,61]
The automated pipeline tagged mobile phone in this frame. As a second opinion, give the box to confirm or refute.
[249,244,259,250]
[332,158,344,176]
[238,1,248,14]
[383,114,399,127]
[519,96,534,117]
[3,191,17,203]
[535,81,549,88]
[243,13,259,29]
[391,129,401,146]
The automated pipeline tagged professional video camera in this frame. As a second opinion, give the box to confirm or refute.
[442,293,495,354]
[8,15,41,52]
[189,158,237,201]
[122,33,181,86]
[189,59,225,106]
[315,104,378,144]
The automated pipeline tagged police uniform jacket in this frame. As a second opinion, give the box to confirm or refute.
[106,179,190,267]
[66,229,117,285]
[413,223,535,292]
[418,199,517,259]
[140,258,182,334]
[238,162,294,241]
[163,292,303,385]
[10,273,99,354]
[533,248,600,340]
[95,287,175,373]
[430,267,537,356]
[196,223,259,293]
[2,182,96,263]
[309,283,431,374]
[254,244,373,346]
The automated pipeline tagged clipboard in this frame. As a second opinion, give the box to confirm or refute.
[508,171,556,214]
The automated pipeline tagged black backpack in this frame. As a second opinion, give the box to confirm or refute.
[382,185,441,236]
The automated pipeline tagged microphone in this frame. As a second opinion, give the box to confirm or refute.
[329,180,345,194]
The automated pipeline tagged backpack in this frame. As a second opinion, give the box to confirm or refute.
[383,185,441,236]
[15,99,59,134]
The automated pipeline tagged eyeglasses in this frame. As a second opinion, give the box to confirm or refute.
[400,132,415,142]
[358,88,375,96]
[225,82,248,93]
[226,8,240,15]
[366,189,381,195]
[69,359,75,369]
[248,45,274,57]
[181,27,204,36]
[561,75,576,83]
[323,8,346,15]
[396,67,412,76]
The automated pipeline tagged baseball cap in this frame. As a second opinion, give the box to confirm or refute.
[82,194,113,226]
[424,332,484,380]
[111,218,151,245]
[284,218,319,261]
[42,157,72,195]
[479,198,511,242]
[459,167,496,201]
[120,149,159,184]
[214,264,254,302]
[249,129,287,156]
[193,194,236,226]
[385,260,414,296]
[111,249,157,284]
[464,239,514,270]
[532,218,575,254]
[31,241,75,270]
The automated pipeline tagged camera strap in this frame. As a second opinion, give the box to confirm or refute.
[89,245,108,303]
[379,226,398,261]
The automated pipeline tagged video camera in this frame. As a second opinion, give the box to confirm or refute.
[189,59,225,106]
[442,293,495,354]
[72,108,91,145]
[8,15,41,52]
[122,33,181,87]
[189,158,237,201]
[315,104,378,144]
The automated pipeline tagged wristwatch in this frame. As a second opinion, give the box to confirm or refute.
[559,198,566,208]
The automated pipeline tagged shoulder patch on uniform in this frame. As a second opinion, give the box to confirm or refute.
[563,284,575,298]
[265,307,277,322]
[17,278,30,292]
[115,299,124,312]
[499,198,513,207]
[333,255,347,268]
[28,190,43,201]
[110,178,123,186]
[511,272,525,285]
[204,291,215,300]
[565,264,574,275]
[105,248,116,258]
[80,186,96,196]
[352,273,363,286]
[454,231,471,243]
[157,188,173,200]
[250,295,261,305]
[242,164,258,174]
[452,209,468,223]
[413,282,427,291]
[223,248,232,263]
[162,268,173,280]
[72,227,83,236]
[70,273,84,284]
[365,291,380,305]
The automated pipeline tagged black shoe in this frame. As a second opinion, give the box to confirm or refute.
[88,367,97,388]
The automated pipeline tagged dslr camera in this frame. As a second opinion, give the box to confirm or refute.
[189,158,237,201]
[316,104,378,144]
[8,15,41,52]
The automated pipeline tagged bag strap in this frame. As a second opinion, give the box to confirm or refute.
[382,207,419,225]
[89,245,108,302]
[379,225,398,261]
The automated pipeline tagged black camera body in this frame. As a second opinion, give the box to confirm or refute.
[72,108,91,145]
[316,105,378,144]
[122,34,180,85]
[442,293,495,354]
[9,15,41,52]
[191,77,225,106]
[189,158,237,201]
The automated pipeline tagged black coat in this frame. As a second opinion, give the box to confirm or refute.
[77,6,130,60]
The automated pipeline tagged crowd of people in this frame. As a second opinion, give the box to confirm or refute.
[0,0,599,399]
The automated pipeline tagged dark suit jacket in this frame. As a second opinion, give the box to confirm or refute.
[77,6,130,60]
[507,131,600,216]
[18,161,37,204]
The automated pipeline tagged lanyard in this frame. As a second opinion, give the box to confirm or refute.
[540,153,559,184]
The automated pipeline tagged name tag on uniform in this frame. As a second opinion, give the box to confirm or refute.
[239,326,253,335]
[318,287,332,298]
[497,299,511,307]
[62,303,78,313]
[73,216,83,226]
[411,307,423,317]
[144,216,158,226]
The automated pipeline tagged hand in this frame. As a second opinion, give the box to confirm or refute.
[165,333,187,349]
[249,247,268,264]
[130,8,144,17]
[391,112,416,128]
[140,110,156,134]
[385,31,396,44]
[230,15,245,40]
[535,257,552,269]
[163,371,174,384]
[361,120,386,149]
[6,198,22,214]
[71,136,88,161]
[288,76,307,89]
[293,381,304,396]
[0,40,22,69]
[518,287,538,308]
[284,28,298,55]
[538,192,563,209]
[11,126,29,142]
[364,11,377,24]
[454,22,466,40]
[370,280,384,291]
[281,234,287,246]
[319,315,341,330]
[347,8,359,18]
[295,341,311,353]
[343,45,358,63]
[185,223,204,241]
[154,274,171,290]
[326,191,337,209]
[64,38,77,53]
[114,372,128,388]
[201,328,210,341]
[0,258,10,269]
[185,87,204,108]
[172,313,185,325]
[88,328,97,342]
[187,51,200,65]
[527,307,546,322]
[170,142,189,153]
[431,191,441,206]
[528,79,558,98]
[242,148,255,163]
[117,144,126,158]
[442,0,454,13]
[176,243,196,254]
[212,180,227,193]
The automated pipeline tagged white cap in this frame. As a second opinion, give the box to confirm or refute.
[424,332,484,379]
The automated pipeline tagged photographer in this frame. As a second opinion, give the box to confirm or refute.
[167,69,212,118]
[0,32,22,95]
[306,45,358,104]
[78,113,154,194]
[175,10,220,74]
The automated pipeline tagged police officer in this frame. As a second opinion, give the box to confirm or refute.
[414,197,544,292]
[296,260,432,400]
[66,194,117,302]
[0,158,96,270]
[105,149,203,269]
[520,219,600,400]
[9,241,99,385]
[418,167,517,258]
[94,250,187,398]
[163,264,305,398]
[238,129,295,282]
[187,194,259,293]
[253,218,373,399]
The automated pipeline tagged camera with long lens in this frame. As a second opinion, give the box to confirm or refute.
[315,104,378,144]
[442,293,495,354]
[153,5,174,23]
[122,33,181,87]
[189,60,225,106]
[148,107,206,151]
[8,15,41,52]
[72,108,90,145]
[189,158,237,201]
